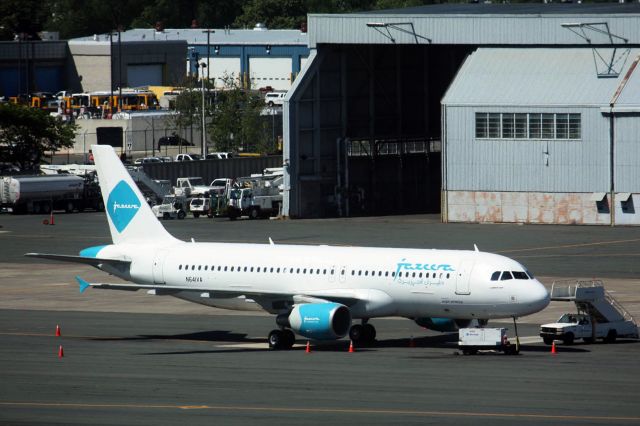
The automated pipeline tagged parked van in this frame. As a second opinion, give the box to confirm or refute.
[264,92,286,107]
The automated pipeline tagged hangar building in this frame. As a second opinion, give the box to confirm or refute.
[283,4,640,225]
[68,25,309,92]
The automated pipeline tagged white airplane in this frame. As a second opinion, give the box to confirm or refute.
[27,145,550,349]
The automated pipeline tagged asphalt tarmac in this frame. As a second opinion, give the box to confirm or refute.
[1,212,640,425]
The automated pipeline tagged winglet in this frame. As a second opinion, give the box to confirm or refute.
[75,276,91,293]
[474,244,480,252]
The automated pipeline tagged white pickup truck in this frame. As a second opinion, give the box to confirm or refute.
[539,313,638,345]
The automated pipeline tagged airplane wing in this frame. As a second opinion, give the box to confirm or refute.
[25,253,131,268]
[73,276,362,306]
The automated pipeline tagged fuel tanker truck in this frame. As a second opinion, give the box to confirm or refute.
[0,174,103,214]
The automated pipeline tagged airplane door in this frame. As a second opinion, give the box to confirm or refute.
[455,260,474,295]
[328,265,337,283]
[152,249,170,284]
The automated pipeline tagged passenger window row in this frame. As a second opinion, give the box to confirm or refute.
[177,264,450,279]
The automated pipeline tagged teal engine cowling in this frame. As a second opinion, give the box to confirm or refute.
[414,317,473,332]
[280,303,351,340]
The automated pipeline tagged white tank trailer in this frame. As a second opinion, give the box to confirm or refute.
[0,175,103,214]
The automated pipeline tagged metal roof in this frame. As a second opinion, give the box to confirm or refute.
[308,5,640,47]
[442,47,640,107]
[358,3,640,16]
[70,28,308,46]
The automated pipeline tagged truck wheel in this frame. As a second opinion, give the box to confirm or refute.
[193,213,200,218]
[249,207,259,220]
[177,210,186,220]
[65,201,75,213]
[563,332,575,345]
[41,203,51,214]
[163,213,170,220]
[542,337,554,345]
[605,330,617,344]
[97,200,105,211]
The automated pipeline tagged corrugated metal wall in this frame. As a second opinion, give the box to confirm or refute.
[615,113,640,193]
[142,156,282,186]
[444,106,609,193]
[308,14,640,47]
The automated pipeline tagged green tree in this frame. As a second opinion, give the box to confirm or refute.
[208,74,270,154]
[0,103,77,171]
[0,0,51,40]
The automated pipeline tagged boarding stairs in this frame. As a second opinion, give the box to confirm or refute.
[550,280,636,325]
[127,167,171,203]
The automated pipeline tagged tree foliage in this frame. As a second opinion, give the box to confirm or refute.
[0,0,444,40]
[208,75,271,154]
[0,103,77,171]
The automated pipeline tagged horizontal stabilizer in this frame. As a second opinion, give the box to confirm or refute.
[25,253,131,268]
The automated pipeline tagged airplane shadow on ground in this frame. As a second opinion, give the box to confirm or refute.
[91,330,634,355]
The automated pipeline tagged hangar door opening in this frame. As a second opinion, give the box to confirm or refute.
[290,44,471,218]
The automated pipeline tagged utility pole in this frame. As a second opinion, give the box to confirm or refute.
[203,29,215,80]
[199,62,207,157]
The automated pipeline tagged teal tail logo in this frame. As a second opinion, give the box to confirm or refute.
[107,180,141,233]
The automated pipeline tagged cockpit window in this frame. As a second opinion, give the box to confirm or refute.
[512,271,529,280]
[526,270,534,279]
[490,271,501,281]
[500,271,513,281]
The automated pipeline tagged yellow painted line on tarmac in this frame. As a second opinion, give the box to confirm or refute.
[0,401,638,421]
[498,238,640,255]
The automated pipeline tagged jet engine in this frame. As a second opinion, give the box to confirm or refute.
[414,317,474,332]
[278,302,351,340]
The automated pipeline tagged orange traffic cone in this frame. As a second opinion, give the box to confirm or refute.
[305,341,311,353]
[348,340,355,353]
[551,341,557,355]
[58,345,64,358]
[409,336,416,348]
[55,325,61,337]
[49,211,55,225]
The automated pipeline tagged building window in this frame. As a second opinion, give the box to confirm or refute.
[529,113,541,139]
[477,112,581,140]
[502,113,514,138]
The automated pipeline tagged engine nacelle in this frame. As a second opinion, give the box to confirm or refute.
[282,303,351,340]
[415,317,474,332]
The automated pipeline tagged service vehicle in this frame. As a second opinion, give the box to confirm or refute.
[174,177,214,197]
[189,196,212,218]
[540,313,638,345]
[151,194,187,220]
[541,280,639,345]
[458,328,518,355]
[1,174,103,214]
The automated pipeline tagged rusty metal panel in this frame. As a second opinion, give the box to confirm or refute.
[446,191,616,225]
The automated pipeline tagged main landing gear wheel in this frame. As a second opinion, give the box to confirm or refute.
[349,323,376,346]
[268,329,295,350]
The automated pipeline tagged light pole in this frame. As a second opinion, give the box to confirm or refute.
[199,62,207,157]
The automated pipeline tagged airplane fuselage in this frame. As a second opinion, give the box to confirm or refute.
[95,242,549,320]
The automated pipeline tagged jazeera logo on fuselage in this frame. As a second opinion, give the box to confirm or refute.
[394,258,455,280]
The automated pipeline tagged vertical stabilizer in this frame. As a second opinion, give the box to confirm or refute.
[92,145,178,245]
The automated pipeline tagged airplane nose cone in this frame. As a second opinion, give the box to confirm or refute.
[526,280,550,313]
